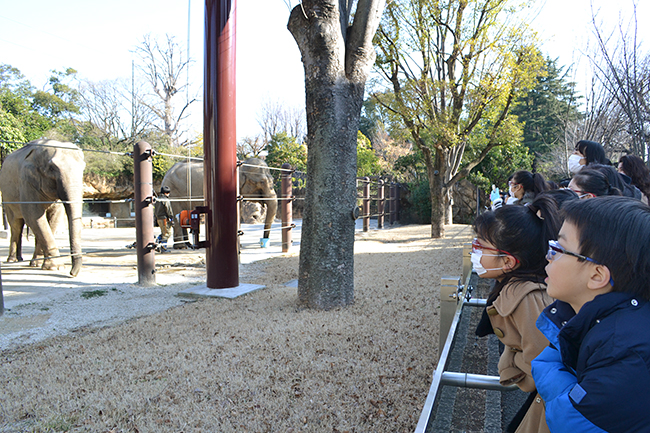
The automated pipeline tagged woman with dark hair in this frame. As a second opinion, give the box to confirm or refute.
[472,195,561,433]
[589,163,643,200]
[618,154,650,202]
[507,170,549,205]
[568,167,622,198]
[568,140,609,173]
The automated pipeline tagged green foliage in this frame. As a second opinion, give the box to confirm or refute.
[356,131,383,177]
[265,131,307,174]
[511,57,582,157]
[407,180,432,224]
[84,152,133,180]
[466,142,534,192]
[81,289,107,299]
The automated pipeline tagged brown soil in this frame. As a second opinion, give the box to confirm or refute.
[0,224,472,433]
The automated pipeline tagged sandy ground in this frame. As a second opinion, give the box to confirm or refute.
[0,223,472,433]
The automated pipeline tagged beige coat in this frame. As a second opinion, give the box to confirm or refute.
[486,280,553,433]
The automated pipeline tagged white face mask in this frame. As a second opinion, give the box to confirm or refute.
[568,154,584,173]
[470,250,505,275]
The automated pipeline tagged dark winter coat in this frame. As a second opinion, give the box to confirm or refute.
[532,292,650,432]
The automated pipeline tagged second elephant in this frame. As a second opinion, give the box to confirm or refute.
[161,157,278,248]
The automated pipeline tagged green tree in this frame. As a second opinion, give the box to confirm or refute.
[511,57,582,162]
[264,131,307,175]
[374,0,544,237]
[356,131,382,177]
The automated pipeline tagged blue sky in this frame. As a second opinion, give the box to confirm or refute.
[0,0,647,143]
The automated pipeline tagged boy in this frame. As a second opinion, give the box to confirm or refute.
[532,196,650,432]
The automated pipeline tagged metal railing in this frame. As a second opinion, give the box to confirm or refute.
[414,243,517,433]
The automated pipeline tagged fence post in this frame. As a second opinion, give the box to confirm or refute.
[281,163,293,253]
[133,141,156,286]
[0,263,4,317]
[377,179,384,229]
[389,182,396,225]
[439,276,461,357]
[363,177,370,232]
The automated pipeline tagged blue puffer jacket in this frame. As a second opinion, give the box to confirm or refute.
[532,292,650,433]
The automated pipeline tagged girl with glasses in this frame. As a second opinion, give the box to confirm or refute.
[472,195,561,433]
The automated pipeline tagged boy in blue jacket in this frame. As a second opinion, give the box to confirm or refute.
[532,196,650,432]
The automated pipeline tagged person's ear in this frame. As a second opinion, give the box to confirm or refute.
[587,264,612,291]
[502,255,519,271]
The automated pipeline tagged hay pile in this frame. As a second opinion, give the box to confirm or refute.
[0,224,471,432]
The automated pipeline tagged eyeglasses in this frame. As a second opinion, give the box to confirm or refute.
[508,181,520,187]
[547,240,614,285]
[547,240,596,263]
[472,238,520,263]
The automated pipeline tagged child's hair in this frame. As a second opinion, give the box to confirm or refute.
[619,154,650,199]
[571,167,622,197]
[562,196,650,301]
[512,170,549,196]
[474,195,561,294]
[575,140,609,165]
[538,189,579,210]
[589,163,642,199]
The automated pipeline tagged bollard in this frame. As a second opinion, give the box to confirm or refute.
[439,276,461,357]
[281,163,293,253]
[362,177,370,232]
[462,243,472,282]
[133,141,156,286]
[377,179,384,229]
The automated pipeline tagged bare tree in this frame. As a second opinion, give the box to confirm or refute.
[78,78,155,150]
[136,34,197,147]
[257,99,306,143]
[237,135,266,159]
[288,0,386,310]
[589,3,650,160]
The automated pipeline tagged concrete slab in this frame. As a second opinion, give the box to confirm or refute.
[177,283,265,299]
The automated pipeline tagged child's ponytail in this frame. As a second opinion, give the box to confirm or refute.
[525,195,561,245]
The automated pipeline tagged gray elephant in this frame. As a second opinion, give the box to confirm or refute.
[0,139,85,276]
[162,157,278,248]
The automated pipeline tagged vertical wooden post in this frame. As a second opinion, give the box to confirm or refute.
[204,0,238,288]
[377,179,384,229]
[281,163,293,253]
[390,182,396,225]
[362,177,370,232]
[133,141,156,286]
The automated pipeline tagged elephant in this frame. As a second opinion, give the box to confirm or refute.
[161,157,278,248]
[0,139,85,276]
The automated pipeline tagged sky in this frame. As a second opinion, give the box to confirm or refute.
[1,0,648,144]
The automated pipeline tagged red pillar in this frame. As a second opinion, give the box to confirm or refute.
[204,0,238,288]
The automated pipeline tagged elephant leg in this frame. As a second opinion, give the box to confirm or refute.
[7,215,24,263]
[30,238,44,267]
[23,205,63,271]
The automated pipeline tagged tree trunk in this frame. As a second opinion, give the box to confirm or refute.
[428,147,448,238]
[289,0,385,310]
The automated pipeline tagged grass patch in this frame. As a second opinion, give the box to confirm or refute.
[80,290,107,299]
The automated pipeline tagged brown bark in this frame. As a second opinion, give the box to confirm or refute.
[289,0,385,310]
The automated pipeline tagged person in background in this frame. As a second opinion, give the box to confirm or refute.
[567,168,621,198]
[532,196,650,432]
[618,154,650,203]
[473,195,561,433]
[588,163,643,201]
[568,140,609,174]
[507,170,550,205]
[154,186,174,249]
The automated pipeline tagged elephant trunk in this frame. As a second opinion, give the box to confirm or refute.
[263,196,278,240]
[61,185,83,277]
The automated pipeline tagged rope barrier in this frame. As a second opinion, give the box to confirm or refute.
[0,140,130,157]
[238,162,293,173]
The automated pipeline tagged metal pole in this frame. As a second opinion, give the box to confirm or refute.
[390,182,396,225]
[133,141,156,286]
[362,177,370,232]
[281,163,293,253]
[439,276,461,355]
[377,179,384,229]
[204,0,238,288]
